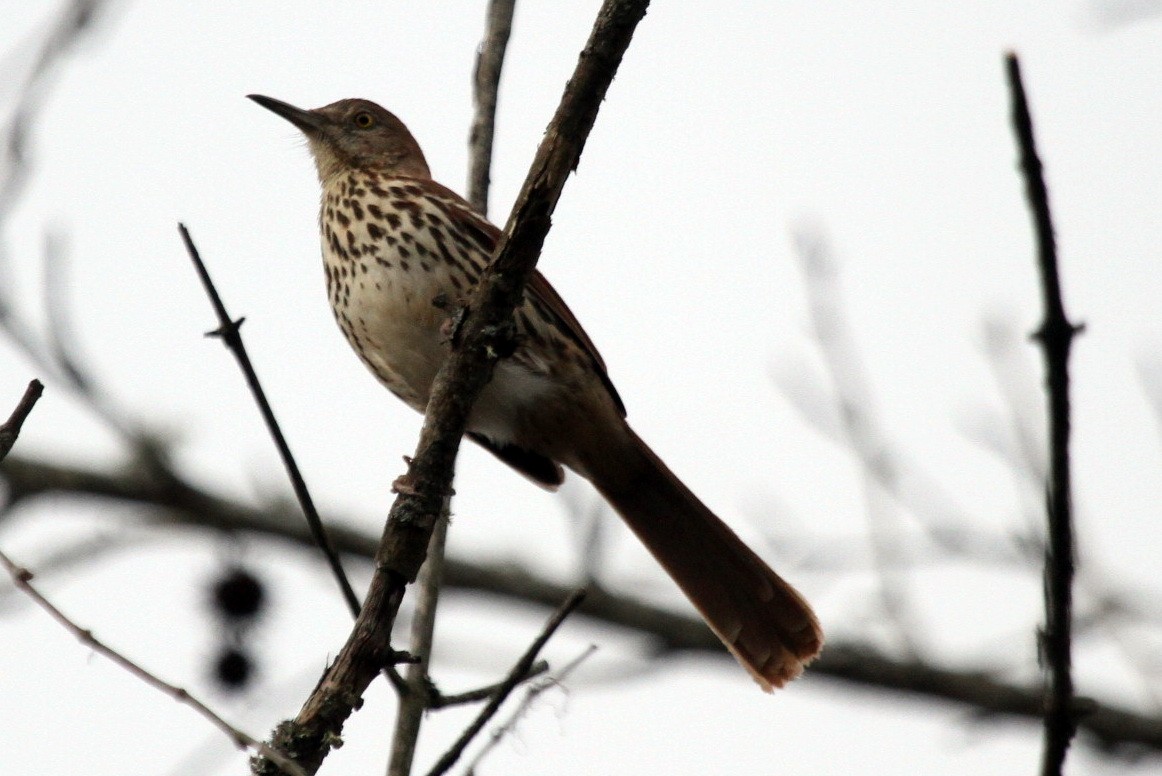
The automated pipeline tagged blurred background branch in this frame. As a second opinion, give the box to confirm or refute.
[2,450,1160,753]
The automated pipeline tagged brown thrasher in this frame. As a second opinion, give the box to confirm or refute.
[249,95,823,690]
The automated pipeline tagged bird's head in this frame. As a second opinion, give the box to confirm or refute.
[248,95,430,183]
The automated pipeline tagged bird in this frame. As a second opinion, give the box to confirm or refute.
[249,94,823,690]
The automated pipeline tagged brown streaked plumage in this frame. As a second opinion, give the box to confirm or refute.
[249,94,823,690]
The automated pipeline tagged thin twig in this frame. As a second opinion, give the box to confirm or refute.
[467,0,516,213]
[256,4,650,773]
[0,547,307,776]
[388,508,449,776]
[0,379,43,461]
[388,4,519,769]
[1005,52,1082,776]
[178,224,361,617]
[464,644,596,775]
[425,588,587,776]
[428,660,550,709]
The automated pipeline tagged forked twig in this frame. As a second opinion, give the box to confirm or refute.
[428,660,550,709]
[425,588,587,776]
[463,644,597,775]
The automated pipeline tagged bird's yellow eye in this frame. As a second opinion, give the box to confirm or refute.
[353,111,375,129]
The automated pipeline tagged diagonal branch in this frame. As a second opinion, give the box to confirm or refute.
[461,643,597,774]
[1005,52,1083,776]
[425,589,587,776]
[178,224,361,618]
[254,2,651,774]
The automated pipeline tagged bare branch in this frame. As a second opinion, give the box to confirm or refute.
[389,5,521,768]
[467,0,517,213]
[0,547,307,776]
[388,509,449,776]
[463,644,596,775]
[178,224,361,617]
[428,660,550,709]
[5,453,1160,754]
[425,589,587,776]
[0,379,43,461]
[1006,52,1084,776]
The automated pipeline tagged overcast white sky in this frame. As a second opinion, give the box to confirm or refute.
[2,1,1161,774]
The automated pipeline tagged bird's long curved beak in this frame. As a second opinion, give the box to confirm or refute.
[247,94,327,135]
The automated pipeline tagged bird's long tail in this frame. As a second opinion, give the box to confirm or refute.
[580,424,823,690]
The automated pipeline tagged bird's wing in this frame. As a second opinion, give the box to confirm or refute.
[421,180,626,417]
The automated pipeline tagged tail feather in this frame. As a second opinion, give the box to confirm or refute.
[581,425,823,690]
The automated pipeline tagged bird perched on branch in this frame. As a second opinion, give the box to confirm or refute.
[250,94,822,690]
